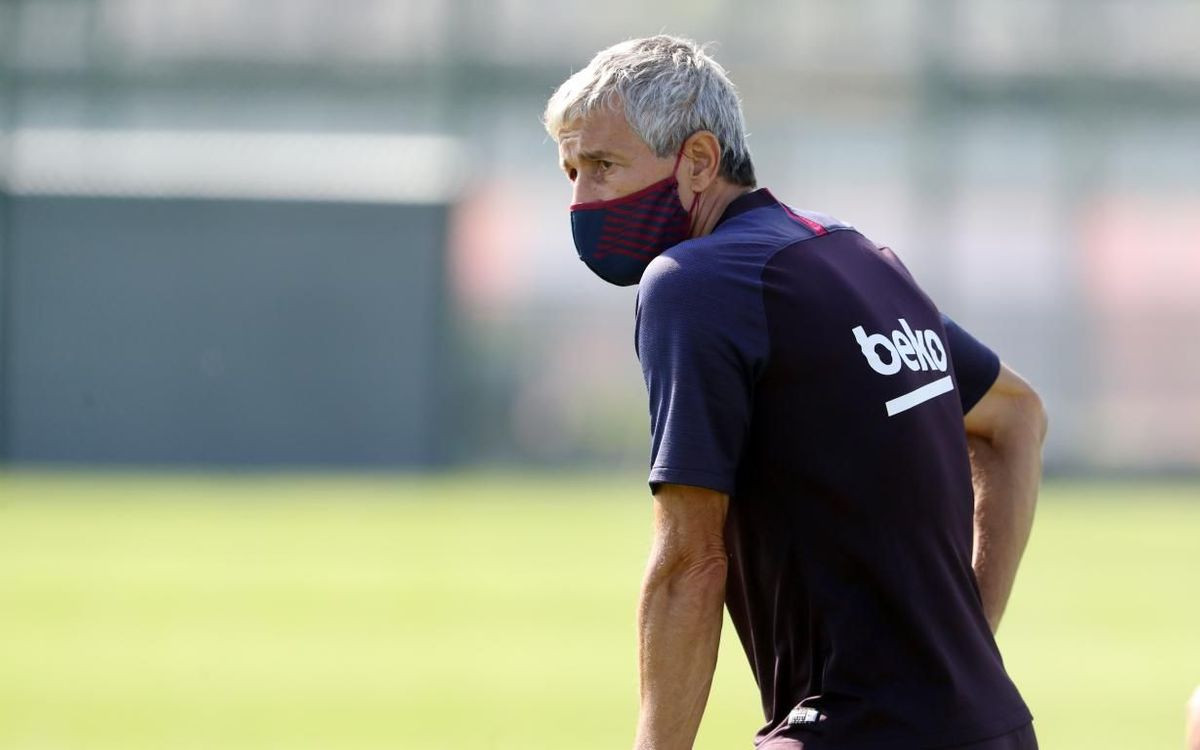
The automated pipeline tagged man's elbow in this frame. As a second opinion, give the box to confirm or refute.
[677,550,729,592]
[993,381,1048,451]
[1017,386,1049,447]
[649,544,728,600]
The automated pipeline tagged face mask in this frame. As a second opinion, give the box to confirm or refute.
[569,151,698,286]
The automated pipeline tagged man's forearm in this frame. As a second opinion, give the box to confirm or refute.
[634,554,726,750]
[968,415,1043,632]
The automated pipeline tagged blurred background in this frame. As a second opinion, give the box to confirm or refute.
[2,0,1198,473]
[1,2,1198,749]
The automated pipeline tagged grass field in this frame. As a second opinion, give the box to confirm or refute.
[0,472,1197,749]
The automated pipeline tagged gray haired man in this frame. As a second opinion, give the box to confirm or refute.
[545,36,1046,750]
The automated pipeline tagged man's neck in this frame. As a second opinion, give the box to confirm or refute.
[692,181,755,238]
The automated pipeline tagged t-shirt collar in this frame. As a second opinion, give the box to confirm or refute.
[713,187,777,230]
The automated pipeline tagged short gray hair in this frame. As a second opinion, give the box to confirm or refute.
[544,35,756,187]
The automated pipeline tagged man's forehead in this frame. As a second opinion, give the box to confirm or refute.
[558,108,643,158]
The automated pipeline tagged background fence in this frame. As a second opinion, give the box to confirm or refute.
[2,0,1198,472]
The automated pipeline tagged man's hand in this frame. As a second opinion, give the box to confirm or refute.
[964,363,1048,633]
[634,483,729,750]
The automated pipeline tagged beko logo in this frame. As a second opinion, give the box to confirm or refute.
[852,318,948,375]
[852,318,955,417]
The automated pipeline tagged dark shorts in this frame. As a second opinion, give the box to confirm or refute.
[758,723,1038,749]
[948,723,1038,750]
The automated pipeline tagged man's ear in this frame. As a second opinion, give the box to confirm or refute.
[681,131,722,193]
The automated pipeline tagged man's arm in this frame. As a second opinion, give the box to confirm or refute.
[634,483,729,750]
[963,363,1048,633]
[1186,685,1200,750]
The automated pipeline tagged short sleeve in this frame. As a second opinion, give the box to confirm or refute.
[941,314,1001,414]
[635,256,766,496]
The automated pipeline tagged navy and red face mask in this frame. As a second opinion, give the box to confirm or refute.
[569,151,697,286]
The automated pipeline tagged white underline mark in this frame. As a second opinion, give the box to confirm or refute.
[885,375,955,417]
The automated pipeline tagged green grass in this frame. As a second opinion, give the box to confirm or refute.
[0,472,1197,749]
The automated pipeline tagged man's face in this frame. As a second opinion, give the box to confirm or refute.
[557,105,680,206]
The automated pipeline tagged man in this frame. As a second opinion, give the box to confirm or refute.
[1189,686,1200,750]
[544,36,1047,750]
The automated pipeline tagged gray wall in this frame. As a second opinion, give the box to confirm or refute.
[0,195,454,467]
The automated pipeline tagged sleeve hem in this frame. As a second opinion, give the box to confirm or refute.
[960,349,1001,414]
[647,467,737,496]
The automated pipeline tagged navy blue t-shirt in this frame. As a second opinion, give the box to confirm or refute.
[635,189,1030,749]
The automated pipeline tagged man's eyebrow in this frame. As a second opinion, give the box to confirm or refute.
[565,149,621,167]
[577,149,618,161]
[561,149,621,172]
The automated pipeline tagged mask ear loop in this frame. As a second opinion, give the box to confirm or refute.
[671,147,687,176]
[673,146,702,232]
